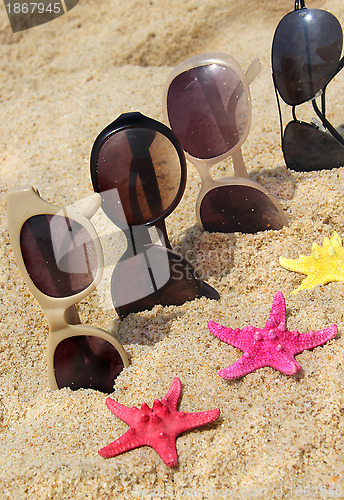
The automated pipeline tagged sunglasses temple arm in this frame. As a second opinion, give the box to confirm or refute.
[226,57,262,179]
[320,57,344,117]
[321,90,326,117]
[327,55,344,83]
[65,193,101,220]
[274,84,285,147]
[312,99,344,146]
[154,219,172,250]
[245,58,261,86]
[320,55,344,115]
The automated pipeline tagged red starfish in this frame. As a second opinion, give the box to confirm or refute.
[98,377,220,467]
[208,291,337,379]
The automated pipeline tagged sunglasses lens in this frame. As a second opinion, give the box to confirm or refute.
[283,121,344,171]
[167,64,250,159]
[111,245,200,318]
[95,128,182,225]
[272,9,343,105]
[20,215,97,297]
[200,185,285,233]
[54,335,124,392]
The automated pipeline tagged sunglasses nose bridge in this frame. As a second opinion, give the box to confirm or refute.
[192,160,213,187]
[294,0,305,9]
[44,301,81,332]
[231,148,249,179]
[45,307,70,333]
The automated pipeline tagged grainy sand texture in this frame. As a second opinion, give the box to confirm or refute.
[1,0,344,498]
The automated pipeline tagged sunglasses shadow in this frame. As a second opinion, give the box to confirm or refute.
[173,224,237,281]
[248,163,297,204]
[108,308,189,346]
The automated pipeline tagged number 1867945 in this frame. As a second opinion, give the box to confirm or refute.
[5,3,62,14]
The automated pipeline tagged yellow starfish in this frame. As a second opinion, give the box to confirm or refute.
[279,231,344,294]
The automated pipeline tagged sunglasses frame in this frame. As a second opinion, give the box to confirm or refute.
[90,112,220,317]
[272,1,344,171]
[163,52,288,232]
[7,186,129,391]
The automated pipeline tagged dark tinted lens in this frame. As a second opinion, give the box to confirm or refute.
[54,335,124,392]
[111,245,200,318]
[167,64,250,159]
[200,185,285,233]
[20,215,97,297]
[283,120,344,171]
[95,128,182,225]
[272,9,343,105]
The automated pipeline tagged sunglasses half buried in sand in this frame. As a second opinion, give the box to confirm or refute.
[163,52,288,234]
[7,186,129,393]
[90,112,220,319]
[272,0,344,171]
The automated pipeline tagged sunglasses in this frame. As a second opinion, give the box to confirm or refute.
[163,52,288,234]
[272,0,344,172]
[7,186,130,393]
[90,112,220,319]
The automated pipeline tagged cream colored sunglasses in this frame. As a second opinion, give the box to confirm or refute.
[7,186,129,392]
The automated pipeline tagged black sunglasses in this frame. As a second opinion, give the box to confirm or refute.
[272,0,344,171]
[90,112,219,319]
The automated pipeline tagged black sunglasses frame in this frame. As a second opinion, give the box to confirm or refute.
[90,112,220,318]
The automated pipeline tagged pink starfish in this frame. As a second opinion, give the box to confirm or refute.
[98,377,220,467]
[208,292,337,380]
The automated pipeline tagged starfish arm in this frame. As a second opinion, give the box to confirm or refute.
[218,354,267,380]
[279,255,313,274]
[263,350,302,375]
[290,275,333,295]
[106,398,137,426]
[208,321,249,350]
[148,435,179,468]
[288,325,337,354]
[98,428,145,458]
[268,292,286,327]
[160,377,182,410]
[290,276,317,295]
[174,408,220,434]
[149,409,220,467]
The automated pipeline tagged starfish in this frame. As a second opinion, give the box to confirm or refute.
[279,231,344,294]
[208,292,337,379]
[98,377,220,467]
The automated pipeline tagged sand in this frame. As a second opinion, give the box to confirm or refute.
[1,0,344,498]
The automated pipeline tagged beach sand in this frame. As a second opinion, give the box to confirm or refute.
[1,0,344,498]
